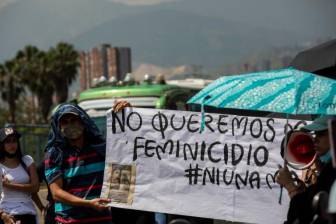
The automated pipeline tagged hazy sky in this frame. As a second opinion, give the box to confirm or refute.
[1,0,334,35]
[0,0,335,67]
[0,0,15,9]
[0,0,182,8]
[109,0,181,6]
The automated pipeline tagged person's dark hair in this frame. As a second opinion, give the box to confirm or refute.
[0,135,28,172]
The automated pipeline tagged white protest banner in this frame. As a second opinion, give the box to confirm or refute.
[101,108,308,224]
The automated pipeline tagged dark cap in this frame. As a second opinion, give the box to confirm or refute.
[0,127,21,143]
[58,108,80,122]
[301,116,334,132]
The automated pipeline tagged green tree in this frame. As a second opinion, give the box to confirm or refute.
[16,46,54,123]
[49,42,79,104]
[35,51,54,122]
[16,45,40,122]
[0,60,25,123]
[0,107,10,126]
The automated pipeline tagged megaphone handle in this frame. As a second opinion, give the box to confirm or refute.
[279,115,289,205]
[278,161,288,205]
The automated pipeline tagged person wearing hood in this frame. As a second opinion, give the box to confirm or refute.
[44,101,130,224]
[276,116,336,224]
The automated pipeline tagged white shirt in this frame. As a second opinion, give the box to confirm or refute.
[0,155,37,216]
[0,168,2,198]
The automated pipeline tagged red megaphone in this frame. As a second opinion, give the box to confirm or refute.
[284,131,316,170]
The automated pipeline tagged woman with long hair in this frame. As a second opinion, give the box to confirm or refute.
[0,127,41,224]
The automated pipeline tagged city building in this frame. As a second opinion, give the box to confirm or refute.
[79,44,132,90]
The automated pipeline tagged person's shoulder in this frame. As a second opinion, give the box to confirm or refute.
[45,145,63,155]
[22,155,34,166]
[45,146,64,162]
[22,154,33,160]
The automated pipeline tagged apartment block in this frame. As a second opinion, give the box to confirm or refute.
[79,44,132,90]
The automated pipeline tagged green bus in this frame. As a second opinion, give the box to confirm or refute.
[77,81,198,135]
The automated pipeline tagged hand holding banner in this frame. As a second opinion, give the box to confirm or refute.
[101,108,306,224]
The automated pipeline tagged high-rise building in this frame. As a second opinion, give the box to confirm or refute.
[79,44,132,91]
[116,47,132,81]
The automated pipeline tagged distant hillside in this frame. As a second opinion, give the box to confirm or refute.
[133,63,192,80]
[73,9,304,68]
[1,0,335,69]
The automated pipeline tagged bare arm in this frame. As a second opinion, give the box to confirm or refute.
[3,162,40,193]
[32,192,45,212]
[50,177,110,211]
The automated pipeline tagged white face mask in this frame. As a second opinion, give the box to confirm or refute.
[61,123,84,140]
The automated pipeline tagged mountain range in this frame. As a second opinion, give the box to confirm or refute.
[0,0,335,69]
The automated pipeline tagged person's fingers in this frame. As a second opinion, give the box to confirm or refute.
[112,100,123,112]
[112,103,118,112]
[276,174,285,186]
[116,103,123,112]
[113,104,119,112]
[90,199,110,211]
[113,101,131,112]
[114,101,123,113]
[3,215,16,224]
[98,198,111,206]
[276,169,287,182]
[120,101,129,107]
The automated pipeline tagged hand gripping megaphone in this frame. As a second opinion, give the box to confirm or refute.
[281,130,316,170]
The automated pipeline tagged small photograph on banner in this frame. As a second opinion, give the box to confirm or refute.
[105,163,136,204]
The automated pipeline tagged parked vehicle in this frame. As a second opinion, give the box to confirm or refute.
[77,78,198,135]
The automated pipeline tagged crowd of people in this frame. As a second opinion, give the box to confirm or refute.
[0,101,155,224]
[0,101,335,224]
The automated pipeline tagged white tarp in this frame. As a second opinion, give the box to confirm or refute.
[101,108,308,224]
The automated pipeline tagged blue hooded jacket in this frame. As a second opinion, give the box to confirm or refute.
[45,103,104,151]
[44,103,112,223]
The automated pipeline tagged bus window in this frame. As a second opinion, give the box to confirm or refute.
[165,91,195,111]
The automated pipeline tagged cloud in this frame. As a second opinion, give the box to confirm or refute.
[110,0,181,6]
[0,0,16,10]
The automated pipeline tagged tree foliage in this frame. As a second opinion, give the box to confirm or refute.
[49,42,79,104]
[0,60,25,123]
[0,42,79,124]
